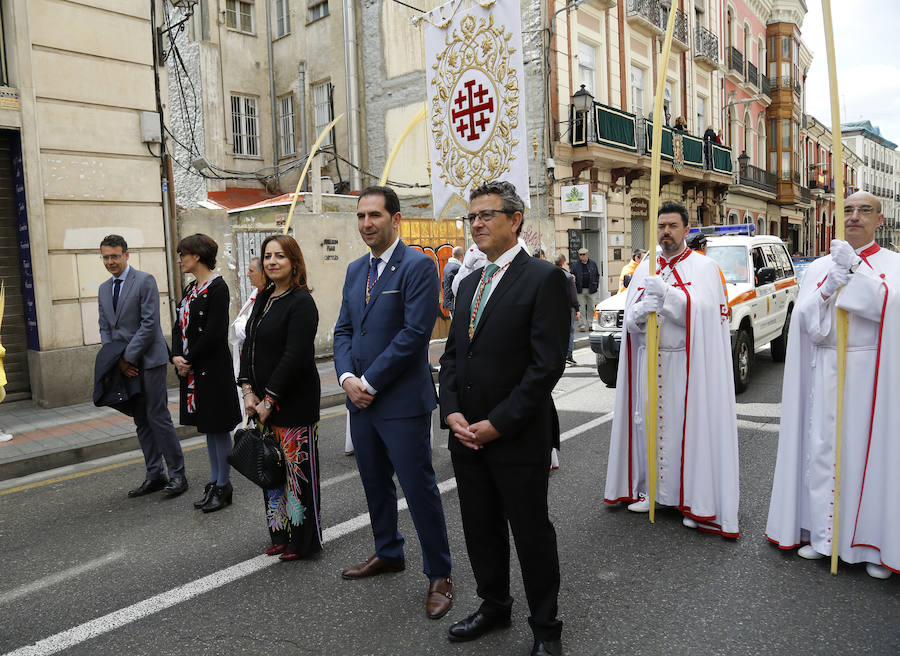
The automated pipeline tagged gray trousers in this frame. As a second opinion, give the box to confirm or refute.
[132,364,185,479]
[577,290,597,330]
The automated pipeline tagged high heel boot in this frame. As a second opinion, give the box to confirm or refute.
[193,482,215,509]
[201,482,233,513]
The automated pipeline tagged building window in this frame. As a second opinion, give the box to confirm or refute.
[312,81,333,147]
[274,0,291,38]
[278,94,296,157]
[577,40,597,96]
[696,96,706,133]
[631,65,644,116]
[226,0,255,34]
[231,94,260,156]
[308,0,329,22]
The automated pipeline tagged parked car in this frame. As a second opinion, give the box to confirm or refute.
[589,232,799,393]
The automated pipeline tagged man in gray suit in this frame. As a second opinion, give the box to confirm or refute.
[97,235,188,497]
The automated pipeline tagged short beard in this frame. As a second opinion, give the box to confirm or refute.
[660,239,684,257]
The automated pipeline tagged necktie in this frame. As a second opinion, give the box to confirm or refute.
[112,278,122,312]
[366,257,381,304]
[469,263,499,338]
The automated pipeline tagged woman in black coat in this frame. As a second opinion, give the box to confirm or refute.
[171,234,242,513]
[238,234,322,560]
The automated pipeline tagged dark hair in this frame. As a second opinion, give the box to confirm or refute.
[359,185,400,216]
[658,200,689,226]
[260,234,310,291]
[632,248,643,260]
[469,180,525,236]
[100,234,128,252]
[686,232,707,250]
[532,248,545,258]
[177,233,218,269]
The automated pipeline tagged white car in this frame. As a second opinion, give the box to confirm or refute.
[589,231,798,393]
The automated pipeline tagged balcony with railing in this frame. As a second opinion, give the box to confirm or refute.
[627,0,688,45]
[737,160,776,194]
[694,24,718,66]
[728,47,744,78]
[760,75,771,97]
[801,186,811,204]
[746,62,758,88]
[666,5,689,49]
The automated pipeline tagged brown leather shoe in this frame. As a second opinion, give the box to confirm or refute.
[426,577,453,619]
[341,554,406,580]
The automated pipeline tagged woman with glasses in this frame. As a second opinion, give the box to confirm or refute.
[171,233,242,513]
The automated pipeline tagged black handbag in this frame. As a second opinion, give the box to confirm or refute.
[227,421,286,489]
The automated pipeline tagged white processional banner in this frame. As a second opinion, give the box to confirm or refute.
[424,0,529,219]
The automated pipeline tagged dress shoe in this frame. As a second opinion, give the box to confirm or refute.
[426,577,453,619]
[279,548,302,561]
[162,475,189,497]
[127,478,168,498]
[193,482,215,508]
[265,544,288,556]
[201,483,233,513]
[447,610,512,642]
[627,496,650,513]
[798,545,825,560]
[341,554,405,580]
[531,638,563,656]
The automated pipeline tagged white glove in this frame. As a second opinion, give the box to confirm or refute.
[642,276,667,312]
[829,239,857,269]
[819,264,850,299]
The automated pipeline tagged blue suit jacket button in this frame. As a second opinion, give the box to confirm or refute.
[361,330,366,336]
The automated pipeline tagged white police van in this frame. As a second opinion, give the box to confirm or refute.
[589,225,798,393]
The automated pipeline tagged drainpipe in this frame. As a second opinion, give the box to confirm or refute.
[298,61,308,158]
[342,0,362,191]
[266,0,279,190]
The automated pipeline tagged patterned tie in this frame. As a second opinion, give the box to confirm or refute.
[366,257,381,304]
[112,278,122,312]
[469,263,499,338]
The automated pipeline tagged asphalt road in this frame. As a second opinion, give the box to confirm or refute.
[0,347,898,655]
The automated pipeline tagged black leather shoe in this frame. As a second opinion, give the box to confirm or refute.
[447,610,512,642]
[201,483,233,513]
[127,478,168,498]
[162,475,189,497]
[193,482,215,509]
[531,639,562,656]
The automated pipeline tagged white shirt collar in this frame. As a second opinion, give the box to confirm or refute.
[371,236,400,264]
[855,240,876,254]
[487,242,521,268]
[113,264,131,282]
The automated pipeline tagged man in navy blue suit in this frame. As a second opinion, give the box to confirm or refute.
[334,186,453,620]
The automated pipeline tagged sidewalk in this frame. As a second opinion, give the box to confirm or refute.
[0,337,589,481]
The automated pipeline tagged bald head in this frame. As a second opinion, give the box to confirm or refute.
[843,191,884,248]
[452,246,464,259]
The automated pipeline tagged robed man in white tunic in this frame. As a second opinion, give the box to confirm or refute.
[766,191,898,579]
[604,202,740,537]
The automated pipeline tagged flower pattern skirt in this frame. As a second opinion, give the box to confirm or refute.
[264,423,323,556]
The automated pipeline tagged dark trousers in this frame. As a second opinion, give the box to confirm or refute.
[350,411,451,580]
[132,364,185,479]
[451,451,562,641]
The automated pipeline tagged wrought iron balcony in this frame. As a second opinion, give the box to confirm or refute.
[627,0,662,32]
[746,62,758,88]
[760,75,771,97]
[801,186,811,204]
[729,47,744,77]
[737,161,776,193]
[694,24,718,65]
[665,5,689,46]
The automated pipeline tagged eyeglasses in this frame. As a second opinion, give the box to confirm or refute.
[463,209,510,224]
[844,205,876,216]
[101,254,124,262]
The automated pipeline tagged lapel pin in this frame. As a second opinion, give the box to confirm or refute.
[391,266,396,271]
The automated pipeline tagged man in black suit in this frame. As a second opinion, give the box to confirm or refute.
[439,181,569,656]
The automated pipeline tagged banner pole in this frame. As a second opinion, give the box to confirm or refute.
[644,2,678,524]
[821,0,846,576]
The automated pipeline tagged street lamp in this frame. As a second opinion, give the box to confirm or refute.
[571,84,594,147]
[572,84,594,113]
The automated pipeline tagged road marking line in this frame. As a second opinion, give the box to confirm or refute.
[321,470,359,488]
[2,412,609,656]
[0,550,126,606]
[0,409,349,497]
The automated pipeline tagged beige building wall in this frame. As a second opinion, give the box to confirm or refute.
[0,0,170,406]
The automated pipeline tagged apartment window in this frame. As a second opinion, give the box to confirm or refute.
[312,81,333,147]
[278,94,296,157]
[577,40,597,95]
[630,65,644,116]
[664,82,673,124]
[226,0,254,34]
[231,95,260,156]
[274,0,290,38]
[696,96,706,132]
[308,0,329,22]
